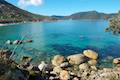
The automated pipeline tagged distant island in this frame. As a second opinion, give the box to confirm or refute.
[51,11,116,20]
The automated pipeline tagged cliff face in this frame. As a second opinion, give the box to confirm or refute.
[106,11,120,34]
[0,0,52,23]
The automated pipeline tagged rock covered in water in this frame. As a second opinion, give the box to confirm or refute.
[79,63,90,70]
[67,54,85,65]
[113,58,120,64]
[83,50,98,60]
[60,70,70,80]
[88,60,97,66]
[52,55,65,66]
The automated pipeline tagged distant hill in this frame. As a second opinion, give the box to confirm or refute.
[106,11,120,34]
[0,0,53,23]
[52,11,116,20]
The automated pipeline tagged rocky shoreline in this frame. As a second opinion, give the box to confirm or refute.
[0,49,120,80]
[106,11,120,34]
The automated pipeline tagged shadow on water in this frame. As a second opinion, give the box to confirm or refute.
[49,33,65,38]
[50,44,83,55]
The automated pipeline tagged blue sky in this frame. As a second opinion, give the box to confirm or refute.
[6,0,120,16]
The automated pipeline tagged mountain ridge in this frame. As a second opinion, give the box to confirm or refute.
[0,0,53,23]
[51,11,117,20]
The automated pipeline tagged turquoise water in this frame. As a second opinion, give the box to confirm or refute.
[0,20,120,67]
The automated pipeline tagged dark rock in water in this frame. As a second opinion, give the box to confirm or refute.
[0,49,12,58]
[21,56,32,63]
[18,56,33,69]
[0,58,28,80]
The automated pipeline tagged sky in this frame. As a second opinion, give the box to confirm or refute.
[6,0,120,16]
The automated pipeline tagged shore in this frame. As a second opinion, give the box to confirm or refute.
[0,20,58,27]
[0,49,120,80]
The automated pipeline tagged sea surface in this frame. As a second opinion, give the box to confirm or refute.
[0,20,120,67]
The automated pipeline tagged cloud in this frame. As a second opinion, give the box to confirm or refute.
[18,0,42,8]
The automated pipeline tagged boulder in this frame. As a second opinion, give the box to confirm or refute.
[73,77,79,80]
[38,61,47,71]
[83,50,98,60]
[0,49,11,58]
[113,58,120,64]
[88,60,97,66]
[60,62,69,68]
[21,56,32,63]
[53,66,62,74]
[67,54,85,65]
[27,64,33,71]
[6,40,12,45]
[90,66,97,71]
[79,63,90,70]
[52,55,65,66]
[60,70,70,80]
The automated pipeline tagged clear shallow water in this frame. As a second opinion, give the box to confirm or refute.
[0,20,120,67]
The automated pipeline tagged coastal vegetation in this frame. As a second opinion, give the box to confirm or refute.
[106,11,120,34]
[0,0,54,24]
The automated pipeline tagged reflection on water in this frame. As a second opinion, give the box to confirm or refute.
[0,20,120,67]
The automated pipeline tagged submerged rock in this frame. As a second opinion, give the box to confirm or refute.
[83,50,98,60]
[52,55,65,66]
[67,54,85,65]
